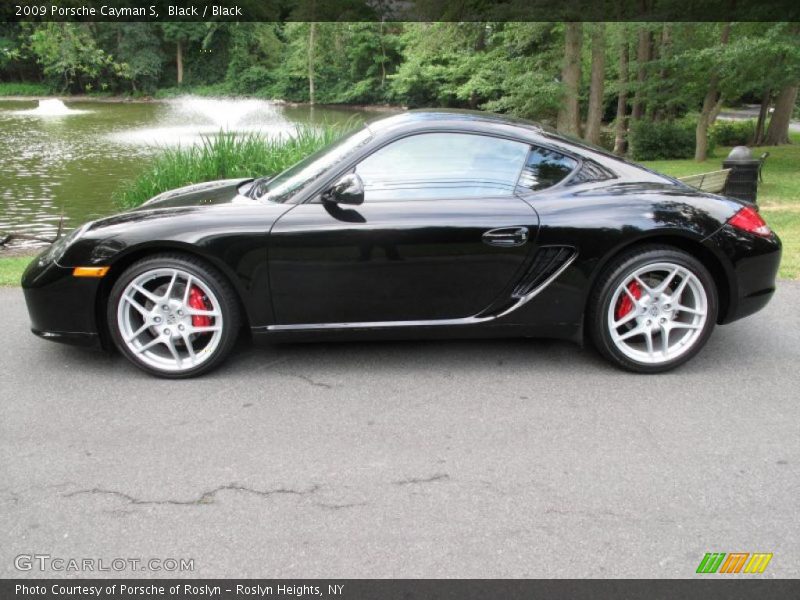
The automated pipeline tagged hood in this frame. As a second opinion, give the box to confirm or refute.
[136,178,254,210]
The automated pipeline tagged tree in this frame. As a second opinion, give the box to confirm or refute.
[390,23,495,108]
[160,23,206,85]
[762,24,800,145]
[695,23,731,161]
[26,23,130,93]
[307,22,316,105]
[612,29,630,155]
[585,23,606,145]
[631,24,651,120]
[224,23,282,94]
[470,23,563,122]
[753,88,772,145]
[556,22,582,136]
[764,83,798,145]
[105,23,163,93]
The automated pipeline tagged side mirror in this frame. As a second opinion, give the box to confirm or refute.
[323,173,364,206]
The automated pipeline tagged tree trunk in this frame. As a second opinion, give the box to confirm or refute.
[763,83,798,145]
[585,23,606,145]
[557,22,582,136]
[652,24,671,121]
[308,22,316,105]
[753,88,771,145]
[694,23,731,162]
[613,37,629,156]
[176,40,183,86]
[379,20,387,87]
[631,26,651,120]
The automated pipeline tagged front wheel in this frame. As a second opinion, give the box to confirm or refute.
[588,246,718,373]
[107,254,241,378]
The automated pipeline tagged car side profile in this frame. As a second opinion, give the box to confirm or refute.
[22,110,781,377]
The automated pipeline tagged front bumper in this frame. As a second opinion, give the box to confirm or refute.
[709,224,782,324]
[22,253,103,348]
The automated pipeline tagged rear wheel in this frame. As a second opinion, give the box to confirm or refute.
[108,254,240,378]
[588,246,718,373]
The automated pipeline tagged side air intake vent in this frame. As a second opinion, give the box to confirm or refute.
[512,246,576,298]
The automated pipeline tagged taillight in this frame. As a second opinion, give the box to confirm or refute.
[727,206,771,238]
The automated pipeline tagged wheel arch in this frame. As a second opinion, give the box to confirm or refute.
[585,232,733,327]
[94,242,251,350]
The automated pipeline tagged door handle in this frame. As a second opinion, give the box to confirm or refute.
[482,227,529,247]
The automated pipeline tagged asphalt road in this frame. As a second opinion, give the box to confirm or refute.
[1,284,799,579]
[717,104,800,133]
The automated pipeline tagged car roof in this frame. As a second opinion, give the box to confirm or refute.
[367,109,545,136]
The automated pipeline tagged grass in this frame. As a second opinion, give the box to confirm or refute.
[153,84,235,99]
[114,126,343,209]
[0,257,32,287]
[641,133,800,279]
[0,82,51,96]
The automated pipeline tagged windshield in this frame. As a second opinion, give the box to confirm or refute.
[250,127,373,202]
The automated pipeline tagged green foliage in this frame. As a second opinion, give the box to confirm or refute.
[711,119,756,147]
[225,23,282,94]
[481,23,563,121]
[271,22,401,104]
[159,22,208,45]
[0,81,50,96]
[114,126,340,209]
[390,23,493,108]
[26,23,130,93]
[110,24,164,93]
[629,118,715,161]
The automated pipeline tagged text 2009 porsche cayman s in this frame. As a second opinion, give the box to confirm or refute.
[22,110,781,377]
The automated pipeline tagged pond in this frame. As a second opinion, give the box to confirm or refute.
[0,97,379,248]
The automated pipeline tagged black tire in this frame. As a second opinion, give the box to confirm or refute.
[588,245,718,373]
[107,253,241,378]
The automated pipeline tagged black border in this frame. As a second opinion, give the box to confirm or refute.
[2,0,800,22]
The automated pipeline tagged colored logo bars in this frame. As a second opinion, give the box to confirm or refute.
[696,553,773,574]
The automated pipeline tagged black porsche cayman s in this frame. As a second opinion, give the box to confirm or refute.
[22,110,781,377]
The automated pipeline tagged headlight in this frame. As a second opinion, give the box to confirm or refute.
[38,223,90,266]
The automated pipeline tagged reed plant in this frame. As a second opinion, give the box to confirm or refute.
[114,125,342,209]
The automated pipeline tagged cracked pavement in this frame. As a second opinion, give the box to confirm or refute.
[1,284,799,578]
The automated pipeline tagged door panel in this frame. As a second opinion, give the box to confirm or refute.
[268,197,539,325]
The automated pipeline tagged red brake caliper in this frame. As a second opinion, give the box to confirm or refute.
[188,286,211,328]
[615,281,642,321]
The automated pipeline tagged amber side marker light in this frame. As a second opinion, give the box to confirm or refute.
[73,266,110,278]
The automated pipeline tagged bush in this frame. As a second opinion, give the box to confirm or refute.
[114,126,343,210]
[628,118,715,161]
[711,119,756,147]
[0,82,51,96]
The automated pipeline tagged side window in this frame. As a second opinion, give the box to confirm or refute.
[355,133,529,201]
[516,146,578,192]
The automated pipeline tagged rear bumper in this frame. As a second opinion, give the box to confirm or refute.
[709,225,782,324]
[22,253,103,347]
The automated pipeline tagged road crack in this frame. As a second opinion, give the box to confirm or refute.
[393,473,449,486]
[280,372,334,389]
[316,501,368,510]
[62,483,320,506]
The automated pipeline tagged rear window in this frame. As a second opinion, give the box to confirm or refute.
[516,146,578,192]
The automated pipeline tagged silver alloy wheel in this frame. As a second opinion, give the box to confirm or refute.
[607,261,708,365]
[116,268,223,373]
